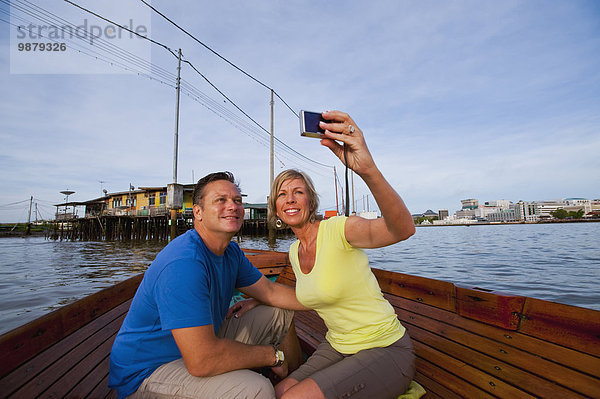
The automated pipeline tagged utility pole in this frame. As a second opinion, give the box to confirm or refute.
[26,195,33,235]
[169,48,183,241]
[268,90,275,244]
[173,48,182,185]
[334,167,339,215]
[351,171,355,215]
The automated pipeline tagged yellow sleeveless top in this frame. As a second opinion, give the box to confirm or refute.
[290,216,405,354]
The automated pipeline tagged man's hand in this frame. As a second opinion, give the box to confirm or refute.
[271,358,289,379]
[226,298,260,319]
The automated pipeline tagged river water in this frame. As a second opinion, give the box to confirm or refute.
[1,222,598,334]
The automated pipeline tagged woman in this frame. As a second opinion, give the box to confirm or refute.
[269,110,417,399]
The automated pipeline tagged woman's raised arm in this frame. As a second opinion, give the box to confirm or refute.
[320,110,415,248]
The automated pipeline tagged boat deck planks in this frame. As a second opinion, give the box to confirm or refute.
[276,265,600,399]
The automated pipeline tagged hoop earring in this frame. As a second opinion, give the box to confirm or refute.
[275,219,283,228]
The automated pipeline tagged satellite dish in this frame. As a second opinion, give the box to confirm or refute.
[60,190,75,196]
[103,189,108,195]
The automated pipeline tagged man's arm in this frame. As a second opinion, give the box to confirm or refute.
[171,324,277,377]
[238,275,309,311]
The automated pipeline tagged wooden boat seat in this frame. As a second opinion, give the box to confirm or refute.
[275,264,600,399]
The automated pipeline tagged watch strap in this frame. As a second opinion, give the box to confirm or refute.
[271,344,284,367]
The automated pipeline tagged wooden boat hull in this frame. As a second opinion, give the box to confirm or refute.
[1,249,599,398]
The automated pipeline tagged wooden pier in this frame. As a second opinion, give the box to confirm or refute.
[47,216,285,241]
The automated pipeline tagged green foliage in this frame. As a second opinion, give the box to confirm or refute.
[550,209,568,219]
[568,209,585,219]
[550,209,585,219]
[0,223,52,232]
[414,216,439,225]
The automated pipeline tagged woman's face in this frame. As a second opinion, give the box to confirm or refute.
[276,178,311,227]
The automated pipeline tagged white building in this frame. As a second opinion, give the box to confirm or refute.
[530,200,565,218]
[514,201,538,222]
[487,208,518,222]
[485,200,512,210]
[358,211,378,220]
[564,198,592,214]
[461,199,479,210]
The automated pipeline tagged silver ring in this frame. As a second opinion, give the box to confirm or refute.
[348,125,355,134]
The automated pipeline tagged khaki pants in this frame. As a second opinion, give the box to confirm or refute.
[130,306,294,399]
[289,333,415,399]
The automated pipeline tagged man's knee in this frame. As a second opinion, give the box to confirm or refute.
[243,371,276,399]
[218,369,274,399]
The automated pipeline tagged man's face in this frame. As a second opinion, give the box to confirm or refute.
[193,180,244,235]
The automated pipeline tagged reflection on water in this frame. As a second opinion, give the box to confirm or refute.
[0,237,168,334]
[1,222,599,334]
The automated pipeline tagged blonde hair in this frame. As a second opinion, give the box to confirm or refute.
[268,169,319,229]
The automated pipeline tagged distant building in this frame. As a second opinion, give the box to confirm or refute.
[412,209,438,221]
[58,184,197,221]
[446,197,595,224]
[514,201,538,222]
[358,211,378,220]
[324,210,338,219]
[564,198,592,214]
[455,208,476,219]
[461,199,479,210]
[531,200,567,219]
[484,200,511,210]
[438,209,449,220]
[487,209,518,222]
[244,203,267,220]
[423,209,438,218]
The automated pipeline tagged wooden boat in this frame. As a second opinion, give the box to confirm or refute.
[1,248,599,398]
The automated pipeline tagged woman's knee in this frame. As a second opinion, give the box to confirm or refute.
[274,377,298,398]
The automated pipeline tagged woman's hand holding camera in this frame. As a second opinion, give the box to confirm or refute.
[319,110,376,177]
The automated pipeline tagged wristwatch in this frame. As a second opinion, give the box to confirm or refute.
[271,344,285,367]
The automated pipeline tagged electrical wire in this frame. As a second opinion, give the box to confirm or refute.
[11,0,175,79]
[63,0,177,58]
[1,2,177,86]
[60,0,332,171]
[181,57,333,169]
[0,199,30,208]
[139,0,299,119]
[6,1,336,181]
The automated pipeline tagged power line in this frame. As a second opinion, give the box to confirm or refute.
[138,0,299,119]
[63,0,178,58]
[1,1,177,86]
[61,0,330,169]
[180,57,332,169]
[11,1,333,174]
[11,0,174,77]
[0,199,30,208]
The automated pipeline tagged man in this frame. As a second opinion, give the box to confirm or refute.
[109,172,306,399]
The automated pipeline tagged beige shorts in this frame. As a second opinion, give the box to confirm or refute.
[288,332,415,399]
[129,305,294,399]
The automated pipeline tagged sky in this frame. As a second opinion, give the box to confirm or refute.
[0,0,599,223]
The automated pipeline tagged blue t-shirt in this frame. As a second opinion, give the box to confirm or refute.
[108,229,263,398]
